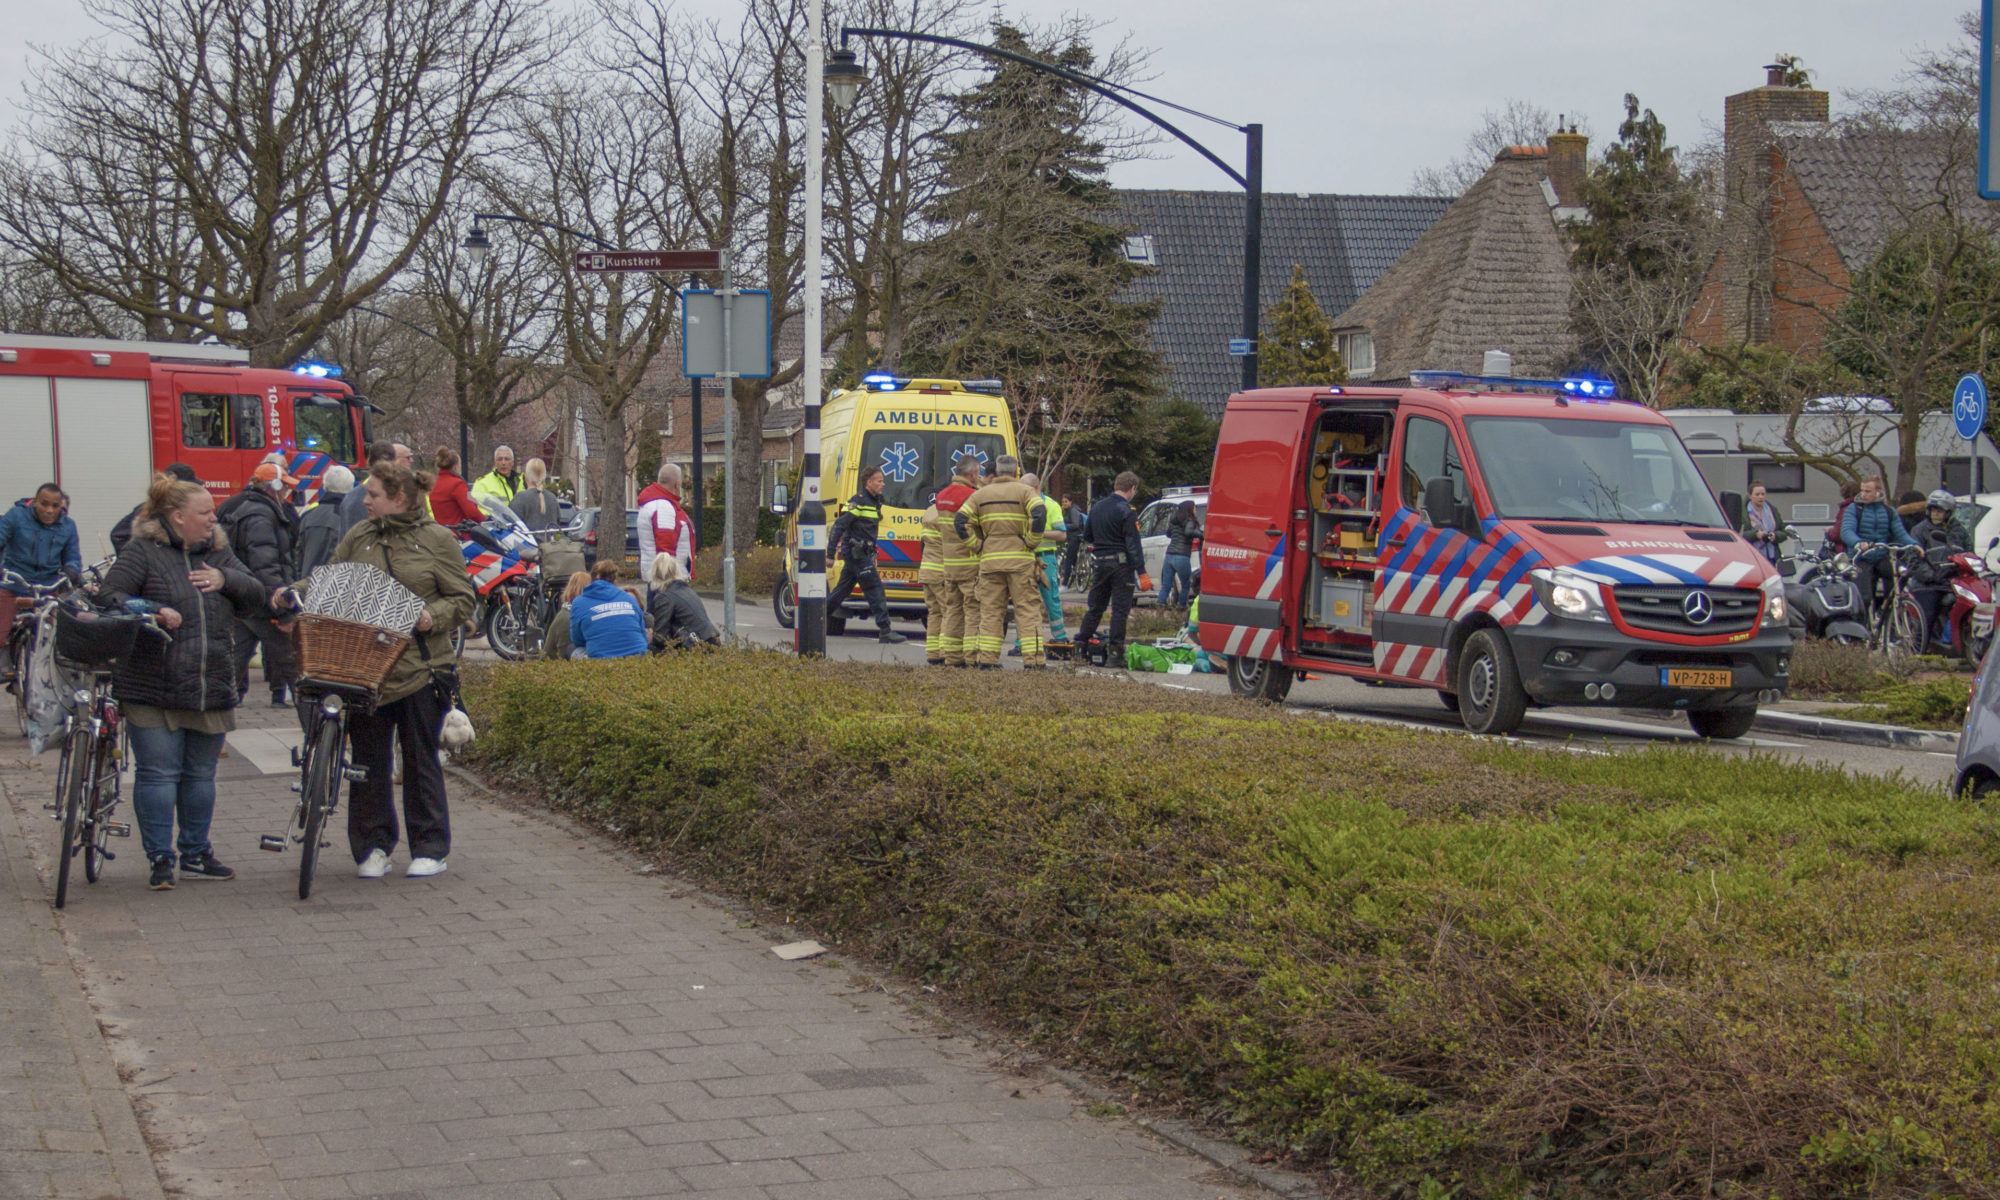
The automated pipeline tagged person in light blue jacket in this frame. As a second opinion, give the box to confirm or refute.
[569,561,649,659]
[1838,475,1916,629]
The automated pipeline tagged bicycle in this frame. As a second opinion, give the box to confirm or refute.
[4,570,76,737]
[1867,543,1927,663]
[46,603,159,908]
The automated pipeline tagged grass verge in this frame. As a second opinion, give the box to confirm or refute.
[465,653,2000,1199]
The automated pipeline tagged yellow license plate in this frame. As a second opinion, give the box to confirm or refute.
[879,567,919,583]
[1661,668,1732,689]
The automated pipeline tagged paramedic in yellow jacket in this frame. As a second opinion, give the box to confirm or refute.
[933,455,984,667]
[958,455,1047,668]
[917,504,946,665]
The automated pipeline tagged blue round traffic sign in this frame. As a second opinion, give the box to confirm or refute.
[1954,373,1988,440]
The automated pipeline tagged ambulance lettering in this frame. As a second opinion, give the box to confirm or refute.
[870,411,1000,428]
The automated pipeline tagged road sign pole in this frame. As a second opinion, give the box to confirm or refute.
[721,264,737,640]
[798,0,828,657]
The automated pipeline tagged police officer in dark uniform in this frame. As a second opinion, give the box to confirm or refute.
[827,466,909,644]
[1073,471,1144,664]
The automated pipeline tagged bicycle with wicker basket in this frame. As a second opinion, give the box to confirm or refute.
[261,564,423,900]
[45,601,163,908]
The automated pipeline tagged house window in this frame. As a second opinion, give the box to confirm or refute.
[1747,460,1805,494]
[1337,332,1374,378]
[1122,235,1157,266]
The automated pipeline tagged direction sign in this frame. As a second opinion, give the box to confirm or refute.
[574,249,723,273]
[1227,337,1255,357]
[1954,373,1988,440]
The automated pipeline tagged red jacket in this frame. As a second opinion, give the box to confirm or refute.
[429,469,484,529]
[636,482,695,579]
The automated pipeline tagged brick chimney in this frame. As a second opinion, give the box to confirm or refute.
[1717,63,1830,343]
[1546,118,1588,208]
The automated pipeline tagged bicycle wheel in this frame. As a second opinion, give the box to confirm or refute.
[297,715,342,901]
[12,629,30,738]
[1884,594,1926,662]
[55,729,89,908]
[82,735,115,884]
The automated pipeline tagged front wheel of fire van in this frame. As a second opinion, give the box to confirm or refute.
[1457,630,1527,736]
[1687,708,1757,740]
[1226,655,1293,703]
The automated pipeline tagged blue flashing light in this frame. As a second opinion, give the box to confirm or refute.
[293,361,342,379]
[861,371,901,392]
[1410,370,1619,401]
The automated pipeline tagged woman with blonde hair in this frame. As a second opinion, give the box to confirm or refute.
[99,478,277,889]
[646,551,719,650]
[542,571,592,660]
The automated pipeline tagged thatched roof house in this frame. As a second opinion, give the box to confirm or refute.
[1330,141,1583,383]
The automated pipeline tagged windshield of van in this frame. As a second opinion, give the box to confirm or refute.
[1464,416,1728,527]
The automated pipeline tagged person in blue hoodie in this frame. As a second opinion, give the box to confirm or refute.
[569,560,650,659]
[1,484,83,678]
[1839,475,1917,629]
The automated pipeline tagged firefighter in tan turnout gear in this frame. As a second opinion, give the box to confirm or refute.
[931,455,984,667]
[959,455,1047,668]
[918,503,947,665]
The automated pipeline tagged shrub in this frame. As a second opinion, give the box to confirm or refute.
[465,654,2000,1199]
[692,544,786,596]
[1787,637,1900,698]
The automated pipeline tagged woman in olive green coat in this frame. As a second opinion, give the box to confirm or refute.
[328,462,477,879]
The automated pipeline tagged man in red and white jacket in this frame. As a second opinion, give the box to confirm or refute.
[636,464,696,588]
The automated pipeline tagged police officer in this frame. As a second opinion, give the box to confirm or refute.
[1073,471,1144,664]
[960,455,1046,668]
[933,455,984,666]
[826,466,908,643]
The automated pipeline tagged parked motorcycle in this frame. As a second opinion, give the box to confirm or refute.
[451,506,551,661]
[1915,544,1996,665]
[1783,545,1870,645]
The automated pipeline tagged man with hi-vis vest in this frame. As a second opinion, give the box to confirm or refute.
[958,455,1048,668]
[929,455,984,666]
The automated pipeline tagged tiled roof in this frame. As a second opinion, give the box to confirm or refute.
[1115,190,1451,417]
[1773,123,2000,273]
[1329,151,1576,383]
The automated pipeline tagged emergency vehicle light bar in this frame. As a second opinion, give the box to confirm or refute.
[857,374,1005,395]
[293,361,343,378]
[1410,370,1619,399]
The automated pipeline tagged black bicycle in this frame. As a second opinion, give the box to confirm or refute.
[46,604,158,908]
[266,677,374,900]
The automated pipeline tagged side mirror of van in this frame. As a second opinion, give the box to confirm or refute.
[769,484,789,515]
[1422,477,1458,532]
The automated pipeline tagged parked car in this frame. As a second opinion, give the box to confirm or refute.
[1953,644,2000,797]
[1137,487,1206,601]
[569,507,640,570]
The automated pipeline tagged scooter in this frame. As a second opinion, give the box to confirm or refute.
[1917,545,1996,665]
[1783,545,1870,645]
[450,505,547,660]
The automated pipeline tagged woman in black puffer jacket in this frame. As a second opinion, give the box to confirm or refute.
[99,478,274,891]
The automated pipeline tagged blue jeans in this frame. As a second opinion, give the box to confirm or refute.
[1160,554,1193,607]
[129,723,226,865]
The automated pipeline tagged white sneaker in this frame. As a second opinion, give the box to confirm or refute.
[406,857,447,878]
[356,848,392,879]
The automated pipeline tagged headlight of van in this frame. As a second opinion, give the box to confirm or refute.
[1760,573,1787,626]
[1530,568,1609,622]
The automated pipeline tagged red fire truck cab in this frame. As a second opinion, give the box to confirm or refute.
[0,334,369,558]
[1199,372,1793,739]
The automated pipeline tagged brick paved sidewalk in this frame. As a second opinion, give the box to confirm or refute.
[1,701,1275,1200]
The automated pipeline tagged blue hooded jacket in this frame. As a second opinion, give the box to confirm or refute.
[0,497,82,585]
[569,579,649,659]
[1839,499,1916,563]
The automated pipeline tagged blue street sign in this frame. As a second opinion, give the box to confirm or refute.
[1985,0,1999,198]
[1227,337,1254,357]
[1954,374,1988,440]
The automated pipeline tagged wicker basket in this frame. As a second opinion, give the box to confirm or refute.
[291,613,411,691]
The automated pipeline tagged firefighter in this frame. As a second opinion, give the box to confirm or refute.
[960,455,1047,669]
[934,455,983,667]
[1074,471,1145,664]
[826,466,908,643]
[918,501,946,665]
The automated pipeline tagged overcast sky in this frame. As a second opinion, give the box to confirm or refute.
[0,0,1972,195]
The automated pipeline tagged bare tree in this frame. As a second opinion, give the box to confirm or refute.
[0,254,134,338]
[0,0,554,366]
[315,301,451,443]
[1412,100,1591,198]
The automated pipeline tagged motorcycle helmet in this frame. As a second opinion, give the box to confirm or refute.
[1926,488,1957,514]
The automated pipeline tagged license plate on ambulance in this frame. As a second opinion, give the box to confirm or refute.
[1660,668,1732,689]
[879,567,919,583]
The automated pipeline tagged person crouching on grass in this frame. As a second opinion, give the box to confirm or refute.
[646,553,720,650]
[570,560,649,659]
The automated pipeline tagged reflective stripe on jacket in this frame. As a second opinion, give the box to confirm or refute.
[964,478,1043,569]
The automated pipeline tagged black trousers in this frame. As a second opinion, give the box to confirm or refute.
[233,615,298,696]
[826,555,892,630]
[346,685,449,862]
[1075,558,1135,650]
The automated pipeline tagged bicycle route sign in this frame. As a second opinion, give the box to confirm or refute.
[1954,373,1987,441]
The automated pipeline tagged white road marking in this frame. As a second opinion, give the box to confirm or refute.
[226,727,302,776]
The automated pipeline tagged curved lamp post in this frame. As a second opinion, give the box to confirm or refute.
[830,28,1263,393]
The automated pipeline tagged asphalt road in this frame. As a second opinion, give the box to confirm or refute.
[684,592,1960,788]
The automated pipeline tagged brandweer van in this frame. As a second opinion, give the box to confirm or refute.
[1199,372,1792,739]
[778,375,1016,632]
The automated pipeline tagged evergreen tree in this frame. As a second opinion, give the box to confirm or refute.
[1258,264,1346,386]
[902,22,1161,463]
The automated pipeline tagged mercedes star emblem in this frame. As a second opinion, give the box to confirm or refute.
[1682,590,1715,625]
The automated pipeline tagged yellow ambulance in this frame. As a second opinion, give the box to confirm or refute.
[775,375,1017,633]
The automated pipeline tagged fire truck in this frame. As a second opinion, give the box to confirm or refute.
[0,334,369,557]
[1199,372,1793,739]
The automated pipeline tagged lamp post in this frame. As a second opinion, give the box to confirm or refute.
[795,0,830,657]
[829,29,1263,394]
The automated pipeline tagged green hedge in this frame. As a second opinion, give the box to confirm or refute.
[465,654,2000,1199]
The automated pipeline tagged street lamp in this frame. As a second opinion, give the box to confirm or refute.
[834,27,1263,393]
[464,223,493,269]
